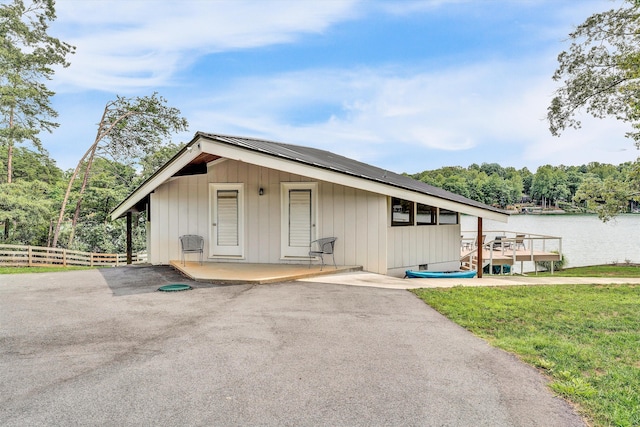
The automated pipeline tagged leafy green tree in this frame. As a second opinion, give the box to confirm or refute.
[441,175,470,198]
[469,172,488,204]
[69,157,145,253]
[0,179,54,244]
[565,168,584,199]
[574,176,630,221]
[0,145,61,183]
[0,0,74,183]
[52,93,188,248]
[548,0,640,142]
[574,160,640,220]
[136,141,184,183]
[479,162,505,179]
[531,166,554,208]
[507,174,524,204]
[519,167,533,196]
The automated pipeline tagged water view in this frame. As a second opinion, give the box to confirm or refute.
[461,214,640,271]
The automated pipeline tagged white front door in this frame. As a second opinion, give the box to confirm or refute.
[281,182,317,258]
[210,183,244,257]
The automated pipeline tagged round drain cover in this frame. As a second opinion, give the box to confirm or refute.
[158,284,192,292]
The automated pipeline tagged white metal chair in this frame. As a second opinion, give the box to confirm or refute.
[179,235,204,266]
[309,237,337,270]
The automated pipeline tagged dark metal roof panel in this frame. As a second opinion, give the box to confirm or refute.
[197,132,507,215]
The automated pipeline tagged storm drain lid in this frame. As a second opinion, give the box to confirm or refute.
[158,284,192,292]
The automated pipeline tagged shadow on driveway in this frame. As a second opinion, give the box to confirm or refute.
[99,265,229,296]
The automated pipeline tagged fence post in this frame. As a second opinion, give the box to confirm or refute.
[28,246,33,267]
[90,253,94,267]
[63,249,67,267]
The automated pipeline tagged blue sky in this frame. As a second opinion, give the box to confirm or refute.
[43,0,636,174]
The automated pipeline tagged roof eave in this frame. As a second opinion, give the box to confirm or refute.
[110,137,203,220]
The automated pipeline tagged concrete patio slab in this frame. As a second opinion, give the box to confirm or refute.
[169,261,362,284]
[298,270,640,289]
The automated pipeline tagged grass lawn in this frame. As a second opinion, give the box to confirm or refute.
[0,266,97,274]
[535,265,640,277]
[412,284,640,427]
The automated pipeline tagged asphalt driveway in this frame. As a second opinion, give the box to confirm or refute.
[0,266,585,426]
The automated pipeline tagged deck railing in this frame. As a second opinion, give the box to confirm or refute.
[460,231,562,275]
[0,244,147,267]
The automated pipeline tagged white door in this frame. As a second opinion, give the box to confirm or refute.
[281,182,317,258]
[210,183,244,257]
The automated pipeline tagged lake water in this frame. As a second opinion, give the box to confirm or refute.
[461,214,640,270]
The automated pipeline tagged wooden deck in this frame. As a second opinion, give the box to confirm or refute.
[460,231,562,274]
[461,248,562,266]
[170,261,362,284]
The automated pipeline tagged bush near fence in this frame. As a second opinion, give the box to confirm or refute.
[0,244,147,267]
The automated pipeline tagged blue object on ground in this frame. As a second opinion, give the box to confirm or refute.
[405,270,477,279]
[158,284,193,292]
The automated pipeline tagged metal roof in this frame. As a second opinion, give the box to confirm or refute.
[197,132,508,215]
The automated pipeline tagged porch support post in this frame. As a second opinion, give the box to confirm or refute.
[126,211,132,265]
[477,216,483,278]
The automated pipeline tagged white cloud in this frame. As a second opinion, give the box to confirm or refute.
[43,0,638,172]
[181,52,637,172]
[51,0,361,91]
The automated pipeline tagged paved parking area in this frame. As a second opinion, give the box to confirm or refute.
[0,266,585,426]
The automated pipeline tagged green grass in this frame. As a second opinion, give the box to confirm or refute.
[412,284,640,427]
[534,265,640,277]
[0,265,97,274]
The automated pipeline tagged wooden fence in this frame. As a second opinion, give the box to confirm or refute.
[0,244,147,267]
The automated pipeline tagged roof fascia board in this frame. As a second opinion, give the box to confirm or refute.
[110,142,204,220]
[206,157,228,168]
[200,138,509,222]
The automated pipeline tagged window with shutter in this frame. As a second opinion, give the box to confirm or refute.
[281,182,317,258]
[217,190,238,246]
[289,189,311,247]
[210,183,244,257]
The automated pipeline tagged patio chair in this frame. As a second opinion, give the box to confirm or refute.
[179,235,204,266]
[515,234,526,250]
[492,235,510,250]
[309,237,337,271]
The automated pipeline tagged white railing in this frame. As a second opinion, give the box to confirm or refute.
[460,231,562,275]
[0,244,147,268]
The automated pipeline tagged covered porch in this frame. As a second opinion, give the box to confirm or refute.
[170,261,362,284]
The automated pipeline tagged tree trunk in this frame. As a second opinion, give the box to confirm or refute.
[67,144,98,247]
[5,106,13,236]
[7,106,14,184]
[52,143,96,248]
[7,143,12,184]
[51,103,140,248]
[52,105,110,248]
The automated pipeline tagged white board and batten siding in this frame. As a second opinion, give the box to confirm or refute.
[386,224,461,277]
[148,159,389,273]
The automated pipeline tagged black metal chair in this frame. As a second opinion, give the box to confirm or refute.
[179,235,204,266]
[308,237,337,270]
